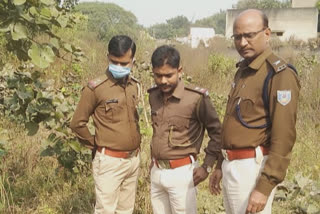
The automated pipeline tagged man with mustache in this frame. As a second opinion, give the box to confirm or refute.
[70,35,141,214]
[209,9,300,214]
[148,45,222,214]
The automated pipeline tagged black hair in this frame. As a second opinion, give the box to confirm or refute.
[261,11,269,28]
[108,35,136,58]
[151,45,180,69]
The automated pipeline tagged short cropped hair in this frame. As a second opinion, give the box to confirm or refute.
[108,35,136,58]
[261,11,269,28]
[151,45,180,69]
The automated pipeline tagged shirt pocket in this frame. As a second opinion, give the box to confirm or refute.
[168,116,193,148]
[237,93,256,120]
[105,102,123,122]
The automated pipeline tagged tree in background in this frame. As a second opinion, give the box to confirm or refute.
[75,3,141,42]
[234,0,291,9]
[193,10,226,35]
[148,15,190,39]
[166,16,190,37]
[56,0,79,9]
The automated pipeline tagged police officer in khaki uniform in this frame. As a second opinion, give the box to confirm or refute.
[209,9,300,214]
[70,35,141,214]
[148,45,222,214]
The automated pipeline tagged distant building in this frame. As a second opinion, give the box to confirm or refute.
[225,0,319,41]
[190,27,215,48]
[292,0,317,8]
[176,27,215,48]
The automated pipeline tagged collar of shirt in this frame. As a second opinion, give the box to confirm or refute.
[171,80,184,100]
[106,69,134,87]
[248,47,273,71]
[156,80,184,101]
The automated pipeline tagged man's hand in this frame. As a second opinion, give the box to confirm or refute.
[193,166,209,186]
[246,189,268,213]
[209,169,222,195]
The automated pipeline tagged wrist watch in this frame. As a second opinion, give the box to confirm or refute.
[201,164,212,173]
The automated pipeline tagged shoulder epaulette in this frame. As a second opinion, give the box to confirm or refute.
[87,75,108,90]
[185,86,209,96]
[147,85,158,93]
[266,53,287,73]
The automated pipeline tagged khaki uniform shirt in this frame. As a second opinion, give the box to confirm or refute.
[148,81,222,167]
[221,48,300,196]
[70,71,141,151]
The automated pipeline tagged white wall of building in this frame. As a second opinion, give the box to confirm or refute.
[226,8,318,41]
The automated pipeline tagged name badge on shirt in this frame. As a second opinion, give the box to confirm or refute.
[106,99,118,104]
[277,90,291,106]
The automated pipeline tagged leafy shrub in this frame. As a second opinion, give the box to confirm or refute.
[208,53,236,77]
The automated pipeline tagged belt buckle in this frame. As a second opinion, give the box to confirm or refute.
[157,160,171,169]
[222,149,229,161]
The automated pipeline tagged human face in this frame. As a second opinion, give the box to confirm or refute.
[108,49,134,69]
[233,13,270,61]
[152,64,182,95]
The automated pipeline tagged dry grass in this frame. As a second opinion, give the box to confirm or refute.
[1,32,319,213]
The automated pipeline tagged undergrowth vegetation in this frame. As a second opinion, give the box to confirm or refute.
[0,2,319,213]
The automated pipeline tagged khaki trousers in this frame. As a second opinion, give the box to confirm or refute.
[150,161,198,214]
[92,150,140,214]
[222,147,276,214]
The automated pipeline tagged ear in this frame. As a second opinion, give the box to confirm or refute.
[265,27,271,41]
[178,66,183,78]
[132,58,136,64]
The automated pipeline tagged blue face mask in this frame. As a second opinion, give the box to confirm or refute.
[108,64,131,79]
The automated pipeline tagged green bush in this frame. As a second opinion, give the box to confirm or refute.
[208,53,236,77]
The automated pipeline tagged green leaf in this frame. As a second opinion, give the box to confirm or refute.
[42,46,55,63]
[26,121,39,136]
[50,7,59,18]
[57,102,69,113]
[50,38,60,49]
[69,140,81,153]
[63,43,72,52]
[0,21,12,33]
[57,15,68,28]
[16,87,34,100]
[40,147,55,156]
[29,7,38,17]
[28,44,55,68]
[40,7,51,18]
[295,173,310,189]
[11,22,28,40]
[13,0,26,6]
[40,0,55,6]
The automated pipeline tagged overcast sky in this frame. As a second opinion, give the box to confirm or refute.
[79,0,238,27]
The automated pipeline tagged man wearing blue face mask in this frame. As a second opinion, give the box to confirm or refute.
[70,35,141,214]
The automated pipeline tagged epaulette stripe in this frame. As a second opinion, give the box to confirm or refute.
[185,86,209,96]
[267,53,287,73]
[87,75,108,90]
